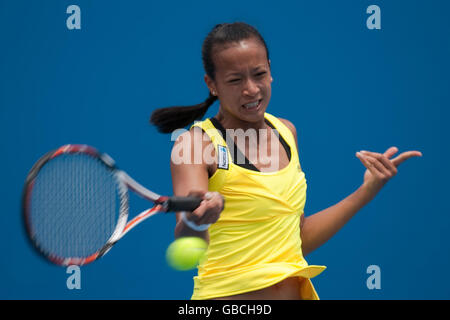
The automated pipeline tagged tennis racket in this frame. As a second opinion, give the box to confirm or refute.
[22,144,202,266]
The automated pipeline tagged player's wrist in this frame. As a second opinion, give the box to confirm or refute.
[180,211,211,231]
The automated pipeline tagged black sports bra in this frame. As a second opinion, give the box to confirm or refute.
[209,117,291,172]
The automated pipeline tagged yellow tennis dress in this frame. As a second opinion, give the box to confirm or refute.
[190,113,326,300]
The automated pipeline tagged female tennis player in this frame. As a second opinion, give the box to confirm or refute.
[150,22,422,300]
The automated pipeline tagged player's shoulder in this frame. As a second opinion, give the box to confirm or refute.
[277,118,297,138]
[171,125,213,148]
[170,125,216,172]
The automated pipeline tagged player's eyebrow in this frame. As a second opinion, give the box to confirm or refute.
[224,65,267,77]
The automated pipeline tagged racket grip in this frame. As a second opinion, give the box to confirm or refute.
[166,196,202,212]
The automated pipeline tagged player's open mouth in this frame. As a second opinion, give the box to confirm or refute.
[242,99,262,111]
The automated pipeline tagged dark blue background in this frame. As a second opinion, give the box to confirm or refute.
[1,0,449,299]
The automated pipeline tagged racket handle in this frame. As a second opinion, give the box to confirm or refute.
[165,196,202,212]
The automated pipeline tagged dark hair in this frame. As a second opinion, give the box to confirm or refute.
[150,22,270,133]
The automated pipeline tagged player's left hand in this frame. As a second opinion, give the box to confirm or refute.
[356,146,422,196]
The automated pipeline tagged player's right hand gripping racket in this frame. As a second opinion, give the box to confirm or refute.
[22,144,202,266]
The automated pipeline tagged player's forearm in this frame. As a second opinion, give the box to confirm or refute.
[301,184,377,256]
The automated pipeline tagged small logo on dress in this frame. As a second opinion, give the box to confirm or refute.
[217,145,229,170]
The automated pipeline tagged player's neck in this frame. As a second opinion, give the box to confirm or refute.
[214,111,267,131]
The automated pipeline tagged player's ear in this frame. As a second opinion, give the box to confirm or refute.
[204,74,217,96]
[268,60,273,83]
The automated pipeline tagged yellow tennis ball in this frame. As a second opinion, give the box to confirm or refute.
[166,237,207,271]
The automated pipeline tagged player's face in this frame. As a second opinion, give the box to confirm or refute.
[206,38,272,126]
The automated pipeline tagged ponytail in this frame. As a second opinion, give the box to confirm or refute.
[150,94,217,133]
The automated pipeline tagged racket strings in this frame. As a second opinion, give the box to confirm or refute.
[29,154,121,259]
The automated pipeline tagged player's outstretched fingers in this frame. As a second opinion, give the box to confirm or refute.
[356,152,381,179]
[391,150,423,167]
[360,151,397,179]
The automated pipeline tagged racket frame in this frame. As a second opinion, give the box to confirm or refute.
[22,144,179,266]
